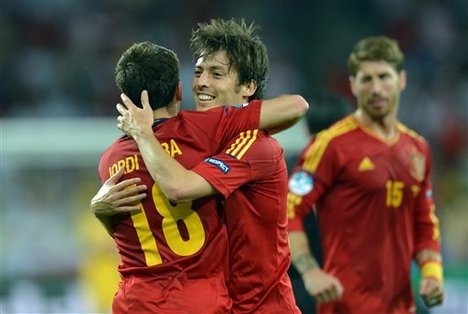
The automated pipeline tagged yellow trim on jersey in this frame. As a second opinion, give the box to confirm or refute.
[429,203,441,242]
[396,122,425,142]
[303,117,359,172]
[287,192,302,219]
[225,129,259,159]
[354,117,400,145]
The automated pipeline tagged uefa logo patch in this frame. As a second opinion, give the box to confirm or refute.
[288,171,314,196]
[426,189,433,198]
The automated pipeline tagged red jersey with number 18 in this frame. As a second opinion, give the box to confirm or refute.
[97,102,261,314]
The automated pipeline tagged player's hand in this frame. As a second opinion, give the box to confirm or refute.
[302,268,344,303]
[91,167,147,216]
[420,277,444,308]
[116,90,154,138]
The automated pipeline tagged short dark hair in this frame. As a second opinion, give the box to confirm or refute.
[347,36,404,76]
[190,18,269,100]
[115,41,180,110]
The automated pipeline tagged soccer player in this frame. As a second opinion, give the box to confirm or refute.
[97,19,302,313]
[92,41,307,313]
[287,36,444,313]
[189,19,301,313]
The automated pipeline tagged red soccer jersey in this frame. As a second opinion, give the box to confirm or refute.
[192,130,300,314]
[287,115,441,313]
[98,102,261,314]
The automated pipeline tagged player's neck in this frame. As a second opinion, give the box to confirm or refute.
[354,110,397,141]
[153,101,179,119]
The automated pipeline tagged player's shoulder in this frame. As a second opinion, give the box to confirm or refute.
[98,140,120,171]
[223,129,281,161]
[177,107,224,120]
[396,122,428,144]
[101,135,125,153]
[176,108,221,136]
[315,115,358,142]
[300,115,357,164]
[178,102,260,128]
[100,136,131,158]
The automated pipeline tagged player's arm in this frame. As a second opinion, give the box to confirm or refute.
[413,148,444,308]
[415,249,444,307]
[116,91,307,202]
[117,91,216,203]
[90,167,147,236]
[258,95,308,133]
[413,196,444,308]
[287,150,343,303]
[289,230,344,303]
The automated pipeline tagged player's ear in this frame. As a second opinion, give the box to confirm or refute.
[175,81,183,101]
[349,76,357,97]
[242,79,257,98]
[398,70,407,91]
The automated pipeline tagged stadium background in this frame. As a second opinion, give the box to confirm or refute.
[1,1,467,313]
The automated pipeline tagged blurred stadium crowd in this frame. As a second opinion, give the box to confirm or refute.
[1,1,467,313]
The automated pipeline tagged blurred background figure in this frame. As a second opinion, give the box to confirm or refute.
[2,1,467,313]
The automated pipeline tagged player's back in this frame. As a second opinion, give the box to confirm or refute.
[97,103,261,314]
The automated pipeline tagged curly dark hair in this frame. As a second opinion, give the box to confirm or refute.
[190,18,269,100]
[115,41,180,110]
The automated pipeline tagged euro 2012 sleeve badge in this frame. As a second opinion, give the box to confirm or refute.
[288,171,314,196]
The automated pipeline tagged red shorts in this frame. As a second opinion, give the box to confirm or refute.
[113,274,232,314]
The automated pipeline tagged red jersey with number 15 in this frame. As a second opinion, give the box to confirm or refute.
[288,115,441,313]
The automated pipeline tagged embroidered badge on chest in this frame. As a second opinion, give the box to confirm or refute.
[410,151,425,182]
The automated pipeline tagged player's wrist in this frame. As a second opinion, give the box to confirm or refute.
[420,260,443,284]
[294,253,319,276]
[133,127,154,141]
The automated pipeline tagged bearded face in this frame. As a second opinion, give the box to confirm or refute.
[350,61,406,122]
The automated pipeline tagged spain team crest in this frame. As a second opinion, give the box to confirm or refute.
[410,151,425,182]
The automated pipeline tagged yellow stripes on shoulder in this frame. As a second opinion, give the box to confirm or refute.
[303,117,358,172]
[225,129,259,160]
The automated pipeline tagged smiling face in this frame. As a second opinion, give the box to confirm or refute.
[192,50,256,111]
[350,60,406,122]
